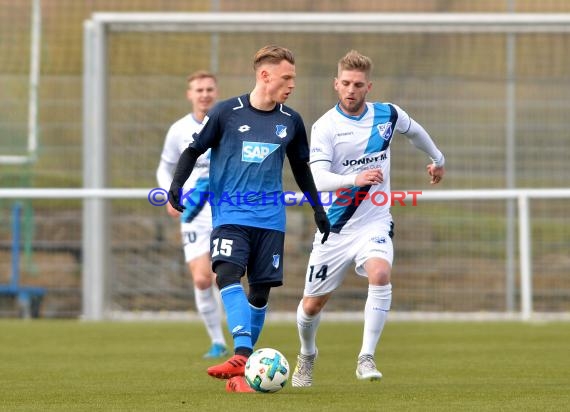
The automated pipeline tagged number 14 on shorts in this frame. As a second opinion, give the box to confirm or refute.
[308,265,328,282]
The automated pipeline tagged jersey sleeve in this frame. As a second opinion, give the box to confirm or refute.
[390,103,445,166]
[389,103,413,134]
[308,116,334,167]
[309,112,356,190]
[156,159,175,190]
[160,123,182,164]
[189,102,223,153]
[285,112,310,163]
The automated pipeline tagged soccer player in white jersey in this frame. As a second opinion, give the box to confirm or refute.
[292,50,446,386]
[156,71,228,359]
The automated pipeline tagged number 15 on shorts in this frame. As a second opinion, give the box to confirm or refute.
[212,238,233,257]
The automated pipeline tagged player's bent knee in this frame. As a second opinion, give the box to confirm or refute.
[189,258,215,289]
[302,295,329,316]
[248,283,271,308]
[193,276,213,290]
[365,258,392,285]
[369,270,391,286]
[214,262,244,289]
[191,268,214,289]
[376,275,391,286]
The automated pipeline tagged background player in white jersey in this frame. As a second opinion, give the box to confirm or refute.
[156,70,227,359]
[292,50,446,386]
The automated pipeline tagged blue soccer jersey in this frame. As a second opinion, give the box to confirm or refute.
[189,94,309,232]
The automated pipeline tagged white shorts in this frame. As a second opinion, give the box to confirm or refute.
[303,220,394,297]
[181,211,212,262]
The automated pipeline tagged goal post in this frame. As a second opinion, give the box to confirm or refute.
[82,12,570,321]
[0,0,41,165]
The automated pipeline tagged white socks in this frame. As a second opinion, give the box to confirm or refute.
[296,300,321,356]
[194,286,226,345]
[359,283,392,357]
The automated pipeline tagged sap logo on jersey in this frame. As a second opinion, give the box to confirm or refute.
[242,141,280,163]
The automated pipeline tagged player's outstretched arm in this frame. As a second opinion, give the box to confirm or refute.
[402,119,445,184]
[290,159,330,243]
[168,146,201,212]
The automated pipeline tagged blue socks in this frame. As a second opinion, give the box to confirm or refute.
[220,283,269,351]
[250,303,267,347]
[220,284,252,351]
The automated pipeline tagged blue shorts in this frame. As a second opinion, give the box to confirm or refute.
[210,224,285,287]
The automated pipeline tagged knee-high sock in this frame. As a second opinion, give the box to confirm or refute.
[194,286,226,345]
[220,284,252,351]
[359,283,392,357]
[250,303,267,347]
[296,300,321,356]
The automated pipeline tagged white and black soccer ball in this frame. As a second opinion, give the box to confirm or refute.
[244,348,290,393]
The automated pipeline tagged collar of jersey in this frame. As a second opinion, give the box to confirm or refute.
[190,113,201,124]
[245,93,279,114]
[335,102,368,121]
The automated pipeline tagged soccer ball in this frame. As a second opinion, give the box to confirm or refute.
[244,348,290,393]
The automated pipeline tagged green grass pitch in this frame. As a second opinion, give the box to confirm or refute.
[1,320,568,411]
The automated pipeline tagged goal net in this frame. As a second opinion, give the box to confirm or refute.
[0,0,40,165]
[82,12,570,320]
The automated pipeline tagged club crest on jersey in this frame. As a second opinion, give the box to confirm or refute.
[272,254,280,269]
[242,141,280,163]
[377,122,393,141]
[275,124,287,138]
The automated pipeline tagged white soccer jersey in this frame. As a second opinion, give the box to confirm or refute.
[159,113,211,225]
[310,102,411,234]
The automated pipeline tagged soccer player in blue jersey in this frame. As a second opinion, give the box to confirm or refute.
[156,71,228,359]
[168,45,330,393]
[292,50,446,387]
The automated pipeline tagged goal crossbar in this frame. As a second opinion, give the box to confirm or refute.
[91,12,570,33]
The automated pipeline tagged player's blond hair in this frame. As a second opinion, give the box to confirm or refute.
[338,50,373,78]
[187,70,217,88]
[253,45,295,70]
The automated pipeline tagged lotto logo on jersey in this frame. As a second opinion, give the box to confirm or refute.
[242,141,280,163]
